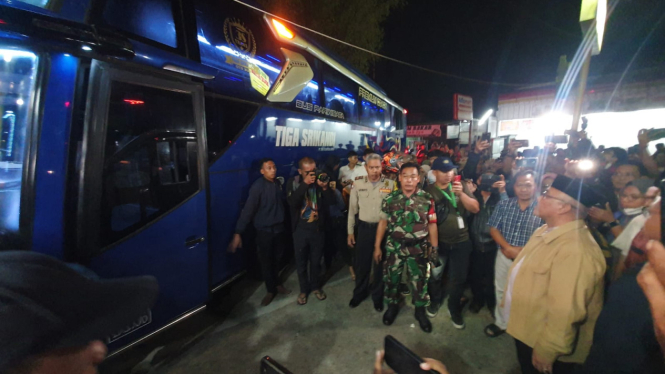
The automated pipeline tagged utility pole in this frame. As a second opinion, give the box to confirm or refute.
[571,0,607,132]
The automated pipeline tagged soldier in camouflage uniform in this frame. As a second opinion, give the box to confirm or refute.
[374,162,438,333]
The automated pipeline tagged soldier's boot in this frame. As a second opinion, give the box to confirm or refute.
[383,304,399,326]
[415,306,432,333]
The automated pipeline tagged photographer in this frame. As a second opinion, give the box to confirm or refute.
[287,157,335,305]
[468,173,508,315]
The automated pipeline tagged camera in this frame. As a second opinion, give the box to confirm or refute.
[479,174,500,191]
[316,171,330,183]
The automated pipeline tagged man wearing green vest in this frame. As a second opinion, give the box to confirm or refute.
[426,157,480,329]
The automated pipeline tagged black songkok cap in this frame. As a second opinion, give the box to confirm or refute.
[550,175,607,208]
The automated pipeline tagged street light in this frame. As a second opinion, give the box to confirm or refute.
[478,109,493,126]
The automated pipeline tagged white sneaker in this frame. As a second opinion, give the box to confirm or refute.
[448,309,465,329]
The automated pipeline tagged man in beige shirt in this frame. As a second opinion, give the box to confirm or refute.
[505,175,606,374]
[348,153,395,311]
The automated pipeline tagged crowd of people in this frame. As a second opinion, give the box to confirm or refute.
[1,127,664,374]
[227,126,665,373]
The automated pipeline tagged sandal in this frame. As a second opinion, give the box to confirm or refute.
[313,290,327,301]
[297,293,308,305]
[484,323,505,338]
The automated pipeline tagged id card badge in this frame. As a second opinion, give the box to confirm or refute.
[457,215,465,229]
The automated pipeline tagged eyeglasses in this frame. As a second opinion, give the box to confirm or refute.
[401,176,419,181]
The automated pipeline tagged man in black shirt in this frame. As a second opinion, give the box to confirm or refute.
[229,158,291,306]
[286,157,334,305]
[425,157,480,329]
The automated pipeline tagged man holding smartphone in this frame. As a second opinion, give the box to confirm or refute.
[424,157,479,329]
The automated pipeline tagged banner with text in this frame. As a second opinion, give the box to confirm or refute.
[453,94,474,121]
[407,125,442,137]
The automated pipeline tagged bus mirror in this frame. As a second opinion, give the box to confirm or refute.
[267,48,314,103]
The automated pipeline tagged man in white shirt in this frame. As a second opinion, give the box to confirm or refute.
[338,151,367,188]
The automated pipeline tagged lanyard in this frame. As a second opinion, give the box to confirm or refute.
[435,184,458,210]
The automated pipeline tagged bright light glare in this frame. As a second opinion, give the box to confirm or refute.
[1,50,36,64]
[287,118,303,122]
[499,108,665,153]
[272,19,295,39]
[334,94,355,104]
[478,109,494,125]
[578,159,594,171]
[374,122,381,127]
[197,34,211,45]
[81,45,92,51]
[15,99,24,106]
[250,135,255,139]
[216,45,280,74]
[266,117,277,121]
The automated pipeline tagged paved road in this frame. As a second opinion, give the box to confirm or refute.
[146,265,520,374]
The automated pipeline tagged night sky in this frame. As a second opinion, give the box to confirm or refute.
[373,0,665,123]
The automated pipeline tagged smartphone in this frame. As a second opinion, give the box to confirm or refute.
[515,158,537,169]
[454,175,462,183]
[545,135,568,144]
[481,132,491,142]
[511,139,529,148]
[384,335,438,374]
[260,356,293,374]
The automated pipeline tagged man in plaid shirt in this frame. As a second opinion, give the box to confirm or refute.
[484,169,543,338]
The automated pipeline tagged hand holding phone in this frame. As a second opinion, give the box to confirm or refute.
[261,356,293,374]
[384,335,440,374]
[453,175,462,183]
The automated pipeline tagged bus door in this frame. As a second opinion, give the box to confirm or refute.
[76,61,209,347]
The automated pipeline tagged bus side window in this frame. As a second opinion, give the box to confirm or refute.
[204,96,258,164]
[99,81,198,247]
[101,0,178,48]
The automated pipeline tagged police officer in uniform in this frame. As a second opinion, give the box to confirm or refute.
[348,153,396,311]
[375,162,439,333]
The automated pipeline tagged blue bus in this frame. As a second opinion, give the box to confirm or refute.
[0,0,405,354]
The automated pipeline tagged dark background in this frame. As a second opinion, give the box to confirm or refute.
[372,0,665,122]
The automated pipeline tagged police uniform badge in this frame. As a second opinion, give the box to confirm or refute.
[380,180,391,194]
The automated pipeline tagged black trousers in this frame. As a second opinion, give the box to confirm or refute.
[515,339,580,374]
[428,240,473,314]
[256,230,285,294]
[470,242,497,311]
[293,227,324,294]
[352,221,384,303]
[324,216,347,270]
